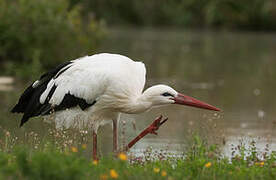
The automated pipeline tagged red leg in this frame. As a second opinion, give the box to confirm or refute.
[113,119,118,153]
[93,130,98,160]
[126,115,168,150]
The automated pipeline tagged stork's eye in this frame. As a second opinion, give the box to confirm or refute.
[162,92,174,97]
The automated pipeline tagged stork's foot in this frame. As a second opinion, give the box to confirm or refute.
[126,115,168,150]
[146,115,168,135]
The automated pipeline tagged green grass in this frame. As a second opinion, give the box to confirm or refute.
[0,136,275,180]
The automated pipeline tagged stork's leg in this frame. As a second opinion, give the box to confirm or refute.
[93,130,98,160]
[125,115,168,151]
[113,119,118,153]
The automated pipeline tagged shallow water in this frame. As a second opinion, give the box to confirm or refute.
[1,27,276,157]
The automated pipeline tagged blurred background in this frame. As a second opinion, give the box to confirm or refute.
[0,0,276,156]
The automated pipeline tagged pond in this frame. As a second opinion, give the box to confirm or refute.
[1,27,276,157]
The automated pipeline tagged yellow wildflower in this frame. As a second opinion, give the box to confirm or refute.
[205,162,212,168]
[118,153,127,161]
[110,169,118,179]
[255,161,264,166]
[153,167,160,173]
[100,174,108,180]
[92,160,98,166]
[71,146,78,153]
[81,144,87,149]
[161,170,167,177]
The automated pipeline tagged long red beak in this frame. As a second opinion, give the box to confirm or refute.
[173,93,221,111]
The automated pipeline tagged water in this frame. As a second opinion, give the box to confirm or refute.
[1,27,276,157]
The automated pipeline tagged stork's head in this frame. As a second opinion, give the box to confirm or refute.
[142,84,220,111]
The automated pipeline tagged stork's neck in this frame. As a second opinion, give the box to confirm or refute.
[119,90,153,114]
[120,94,151,114]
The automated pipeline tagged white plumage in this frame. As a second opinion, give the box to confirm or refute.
[41,53,146,131]
[12,53,220,159]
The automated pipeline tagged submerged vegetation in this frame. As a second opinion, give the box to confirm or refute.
[0,135,275,179]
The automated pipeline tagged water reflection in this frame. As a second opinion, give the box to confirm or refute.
[1,28,276,157]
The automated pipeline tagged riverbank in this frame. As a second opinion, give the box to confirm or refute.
[0,136,275,180]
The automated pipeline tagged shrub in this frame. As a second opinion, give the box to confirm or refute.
[0,0,105,79]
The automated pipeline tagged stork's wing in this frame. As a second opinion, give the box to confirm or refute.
[12,58,105,126]
[12,53,146,126]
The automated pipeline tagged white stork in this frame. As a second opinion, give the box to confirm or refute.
[12,53,220,159]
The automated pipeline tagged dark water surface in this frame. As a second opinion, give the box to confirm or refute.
[1,28,276,157]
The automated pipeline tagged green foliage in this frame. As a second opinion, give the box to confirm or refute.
[0,0,105,79]
[0,136,275,179]
[76,0,276,30]
[0,148,92,180]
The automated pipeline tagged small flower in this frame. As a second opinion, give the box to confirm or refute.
[205,162,212,168]
[71,146,78,153]
[93,160,98,165]
[161,170,167,177]
[255,161,264,166]
[81,144,87,149]
[153,167,160,173]
[118,153,127,161]
[100,174,108,180]
[110,169,118,179]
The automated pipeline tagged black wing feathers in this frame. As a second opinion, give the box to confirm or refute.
[12,61,95,127]
[11,61,72,114]
[11,61,96,127]
[11,84,35,113]
[52,94,96,112]
[19,84,50,126]
[39,61,73,81]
